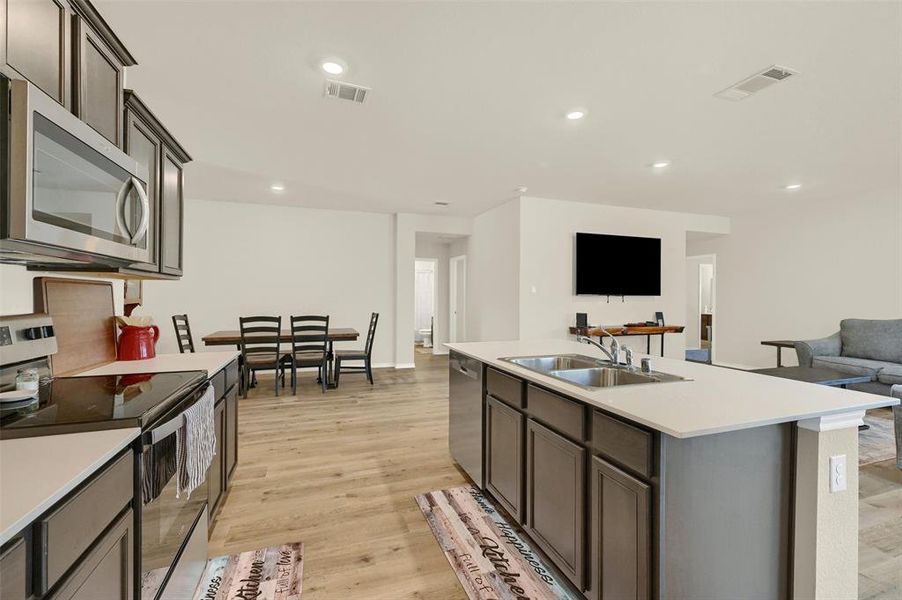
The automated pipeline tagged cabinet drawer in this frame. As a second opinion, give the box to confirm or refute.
[527,385,586,441]
[224,358,240,393]
[211,367,227,400]
[592,411,653,479]
[0,537,27,600]
[486,367,525,408]
[38,452,133,594]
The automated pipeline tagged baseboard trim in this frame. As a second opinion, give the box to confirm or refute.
[394,363,416,370]
[372,362,395,369]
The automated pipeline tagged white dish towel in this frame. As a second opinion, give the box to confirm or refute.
[175,384,216,498]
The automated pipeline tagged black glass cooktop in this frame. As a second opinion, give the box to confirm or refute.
[0,371,207,439]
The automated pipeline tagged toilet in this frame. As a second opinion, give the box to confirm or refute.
[419,328,433,348]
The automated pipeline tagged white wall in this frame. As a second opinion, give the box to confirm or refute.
[688,188,902,368]
[517,196,730,359]
[136,199,397,363]
[467,199,520,341]
[415,237,450,354]
[0,266,125,316]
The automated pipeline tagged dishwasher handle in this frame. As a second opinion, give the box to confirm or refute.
[450,356,479,380]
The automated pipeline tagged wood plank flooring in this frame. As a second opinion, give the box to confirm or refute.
[208,349,469,599]
[210,348,902,599]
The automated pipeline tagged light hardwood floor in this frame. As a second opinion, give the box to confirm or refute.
[208,349,469,599]
[210,349,902,599]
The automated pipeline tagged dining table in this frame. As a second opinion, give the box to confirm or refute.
[202,328,360,389]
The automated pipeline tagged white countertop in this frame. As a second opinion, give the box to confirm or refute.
[72,351,239,378]
[0,428,139,545]
[446,339,898,439]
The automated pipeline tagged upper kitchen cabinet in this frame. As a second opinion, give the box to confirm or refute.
[1,0,73,107]
[70,0,137,147]
[123,90,191,277]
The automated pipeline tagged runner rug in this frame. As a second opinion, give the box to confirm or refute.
[142,543,304,600]
[416,485,581,600]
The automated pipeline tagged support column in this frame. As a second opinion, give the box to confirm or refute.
[793,411,863,599]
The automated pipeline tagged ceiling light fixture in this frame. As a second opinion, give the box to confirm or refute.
[270,183,285,192]
[784,183,802,190]
[566,110,586,120]
[651,161,671,169]
[321,60,345,76]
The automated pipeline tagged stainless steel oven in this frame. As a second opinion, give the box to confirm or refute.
[140,384,210,600]
[2,78,151,264]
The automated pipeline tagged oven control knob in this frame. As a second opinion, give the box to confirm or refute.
[42,325,55,338]
[23,326,44,340]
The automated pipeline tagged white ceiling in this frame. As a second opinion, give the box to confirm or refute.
[97,1,902,218]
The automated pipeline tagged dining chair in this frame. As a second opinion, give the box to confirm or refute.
[288,315,330,394]
[334,313,379,386]
[171,314,195,353]
[239,316,285,398]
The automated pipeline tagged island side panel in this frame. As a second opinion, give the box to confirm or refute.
[659,424,794,599]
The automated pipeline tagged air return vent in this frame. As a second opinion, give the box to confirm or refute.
[714,65,798,101]
[324,79,370,104]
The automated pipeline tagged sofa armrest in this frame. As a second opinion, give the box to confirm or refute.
[794,332,841,367]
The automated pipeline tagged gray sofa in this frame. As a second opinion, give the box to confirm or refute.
[894,385,902,469]
[795,319,902,396]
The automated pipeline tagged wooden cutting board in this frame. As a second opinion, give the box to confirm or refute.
[33,278,118,376]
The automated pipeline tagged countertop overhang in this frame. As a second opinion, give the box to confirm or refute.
[446,339,898,438]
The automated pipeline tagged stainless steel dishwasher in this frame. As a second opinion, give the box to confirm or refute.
[449,350,483,487]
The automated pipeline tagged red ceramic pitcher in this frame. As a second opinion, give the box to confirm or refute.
[118,324,159,360]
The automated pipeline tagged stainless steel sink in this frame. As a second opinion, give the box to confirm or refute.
[500,354,687,389]
[503,354,602,372]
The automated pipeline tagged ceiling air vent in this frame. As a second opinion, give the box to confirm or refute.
[324,79,370,104]
[714,65,798,101]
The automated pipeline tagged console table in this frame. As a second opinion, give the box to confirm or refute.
[760,340,796,367]
[569,325,685,356]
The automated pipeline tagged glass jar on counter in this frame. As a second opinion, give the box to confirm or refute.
[15,368,40,393]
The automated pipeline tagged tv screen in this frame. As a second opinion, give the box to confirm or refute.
[575,233,661,296]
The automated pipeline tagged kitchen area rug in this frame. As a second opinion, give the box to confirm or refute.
[143,542,304,599]
[416,485,581,600]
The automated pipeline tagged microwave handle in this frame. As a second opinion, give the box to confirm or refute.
[130,177,150,245]
[114,178,131,240]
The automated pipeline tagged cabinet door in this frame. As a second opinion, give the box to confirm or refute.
[159,148,184,275]
[589,456,651,600]
[0,536,27,600]
[51,508,134,600]
[225,385,238,483]
[4,0,71,105]
[485,395,524,523]
[123,109,161,271]
[526,418,585,590]
[208,400,225,518]
[73,15,123,146]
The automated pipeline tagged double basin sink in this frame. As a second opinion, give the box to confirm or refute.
[500,354,687,389]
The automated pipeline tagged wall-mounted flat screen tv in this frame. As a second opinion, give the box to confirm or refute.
[575,232,661,295]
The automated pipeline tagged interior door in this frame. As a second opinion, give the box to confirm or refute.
[449,255,466,342]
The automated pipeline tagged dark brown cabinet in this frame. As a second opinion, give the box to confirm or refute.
[51,508,134,600]
[589,456,651,600]
[209,398,225,516]
[0,536,28,600]
[525,418,586,590]
[485,395,524,523]
[2,0,72,105]
[159,148,185,276]
[225,385,238,481]
[123,97,162,273]
[72,15,122,145]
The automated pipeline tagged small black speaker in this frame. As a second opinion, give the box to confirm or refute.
[576,312,588,328]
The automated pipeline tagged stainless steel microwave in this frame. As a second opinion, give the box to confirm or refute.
[1,78,151,265]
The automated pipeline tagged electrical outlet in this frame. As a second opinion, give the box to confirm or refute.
[829,455,847,492]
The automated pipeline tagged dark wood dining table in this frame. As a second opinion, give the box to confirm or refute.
[202,328,360,388]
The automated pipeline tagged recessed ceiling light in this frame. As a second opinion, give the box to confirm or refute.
[321,60,345,76]
[566,110,586,120]
[651,161,671,169]
[270,183,285,192]
[784,183,802,190]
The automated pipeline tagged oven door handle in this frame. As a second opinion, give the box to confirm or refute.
[147,411,185,445]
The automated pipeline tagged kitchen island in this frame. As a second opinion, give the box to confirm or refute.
[446,339,897,600]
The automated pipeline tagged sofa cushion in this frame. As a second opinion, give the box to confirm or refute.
[840,319,902,363]
[878,364,902,385]
[811,356,886,380]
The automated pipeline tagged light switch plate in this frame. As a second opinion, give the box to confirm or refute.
[829,454,847,492]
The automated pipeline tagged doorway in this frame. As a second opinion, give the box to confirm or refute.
[415,259,437,353]
[686,254,716,364]
[449,255,467,342]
